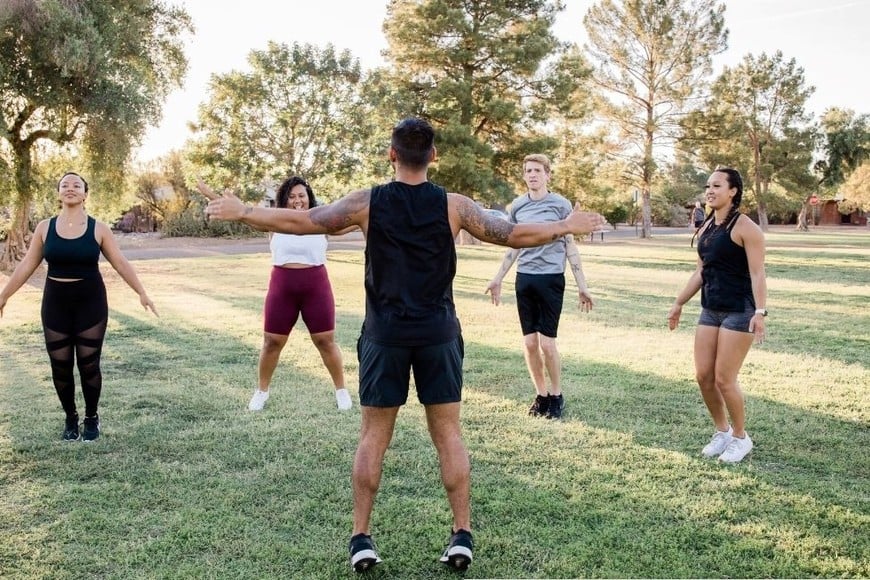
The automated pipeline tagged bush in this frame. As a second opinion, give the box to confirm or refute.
[603,204,629,228]
[161,202,255,238]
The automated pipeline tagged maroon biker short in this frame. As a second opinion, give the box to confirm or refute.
[263,265,335,335]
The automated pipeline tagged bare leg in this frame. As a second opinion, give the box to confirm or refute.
[425,402,471,532]
[258,332,289,391]
[522,333,547,396]
[352,405,400,536]
[694,325,729,431]
[714,329,755,437]
[539,335,561,396]
[310,330,345,389]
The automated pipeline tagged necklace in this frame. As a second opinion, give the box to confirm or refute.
[61,215,86,227]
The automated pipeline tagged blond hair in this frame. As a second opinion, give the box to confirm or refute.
[523,154,551,174]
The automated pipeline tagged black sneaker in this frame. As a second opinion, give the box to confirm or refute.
[62,414,80,441]
[528,394,550,417]
[440,528,473,571]
[349,533,382,572]
[546,394,565,419]
[82,415,101,442]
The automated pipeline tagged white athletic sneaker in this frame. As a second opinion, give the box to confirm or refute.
[248,389,270,411]
[718,434,753,463]
[701,427,734,458]
[335,388,352,411]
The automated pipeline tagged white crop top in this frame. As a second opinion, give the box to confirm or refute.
[270,233,328,266]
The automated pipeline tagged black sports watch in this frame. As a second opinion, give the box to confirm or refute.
[755,308,768,317]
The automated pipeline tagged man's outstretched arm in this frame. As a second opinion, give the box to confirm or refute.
[198,180,370,235]
[449,194,606,248]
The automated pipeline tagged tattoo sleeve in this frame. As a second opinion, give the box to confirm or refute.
[565,236,588,290]
[310,189,370,232]
[456,196,514,243]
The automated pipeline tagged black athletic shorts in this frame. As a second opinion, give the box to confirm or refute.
[515,272,565,338]
[356,335,464,407]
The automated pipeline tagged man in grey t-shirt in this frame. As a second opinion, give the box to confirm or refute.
[485,154,594,419]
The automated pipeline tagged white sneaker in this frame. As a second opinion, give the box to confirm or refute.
[335,388,352,411]
[718,434,753,463]
[701,427,734,458]
[248,389,270,411]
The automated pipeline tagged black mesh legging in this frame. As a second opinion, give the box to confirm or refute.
[41,277,108,418]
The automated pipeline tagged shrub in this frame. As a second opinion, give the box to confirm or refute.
[161,202,254,238]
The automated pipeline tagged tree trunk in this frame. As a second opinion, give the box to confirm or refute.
[640,188,652,238]
[0,202,30,272]
[796,204,809,231]
[2,145,36,272]
[756,199,770,231]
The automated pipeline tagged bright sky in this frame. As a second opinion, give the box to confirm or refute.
[135,0,870,162]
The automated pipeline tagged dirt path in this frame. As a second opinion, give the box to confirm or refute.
[116,231,365,260]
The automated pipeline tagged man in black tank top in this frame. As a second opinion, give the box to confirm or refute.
[200,118,607,572]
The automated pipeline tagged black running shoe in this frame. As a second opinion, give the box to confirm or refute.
[349,533,382,572]
[82,415,100,442]
[528,394,550,417]
[62,414,80,441]
[546,394,565,420]
[440,528,473,571]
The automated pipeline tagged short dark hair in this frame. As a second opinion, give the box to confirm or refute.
[276,176,316,209]
[391,118,435,169]
[58,172,88,193]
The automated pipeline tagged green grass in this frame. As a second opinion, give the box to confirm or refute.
[1,230,868,579]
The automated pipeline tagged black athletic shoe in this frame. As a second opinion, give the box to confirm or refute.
[546,394,565,420]
[528,394,550,417]
[82,415,101,442]
[62,414,80,441]
[349,533,382,572]
[440,528,473,571]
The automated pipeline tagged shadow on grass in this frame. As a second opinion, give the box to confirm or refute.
[2,301,867,578]
[462,339,868,577]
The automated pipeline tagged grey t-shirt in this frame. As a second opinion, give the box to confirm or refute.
[509,192,572,274]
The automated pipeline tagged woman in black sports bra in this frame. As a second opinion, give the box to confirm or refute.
[0,172,158,442]
[666,167,767,464]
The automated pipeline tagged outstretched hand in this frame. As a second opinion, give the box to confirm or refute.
[566,203,607,235]
[197,179,247,221]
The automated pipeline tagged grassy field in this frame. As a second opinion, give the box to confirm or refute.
[1,229,867,579]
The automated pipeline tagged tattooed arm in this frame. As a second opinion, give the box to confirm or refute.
[448,194,607,248]
[201,181,370,236]
[565,234,594,311]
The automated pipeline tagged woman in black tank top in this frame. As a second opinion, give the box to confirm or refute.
[666,168,767,464]
[0,172,158,442]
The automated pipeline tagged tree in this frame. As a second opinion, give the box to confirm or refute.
[583,0,727,237]
[381,0,584,206]
[0,0,191,269]
[841,161,870,212]
[188,42,374,202]
[682,51,816,230]
[816,108,870,188]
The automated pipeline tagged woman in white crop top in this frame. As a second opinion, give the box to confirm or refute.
[247,176,352,412]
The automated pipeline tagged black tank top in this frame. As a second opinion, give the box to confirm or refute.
[697,213,753,311]
[363,181,460,346]
[43,216,102,280]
